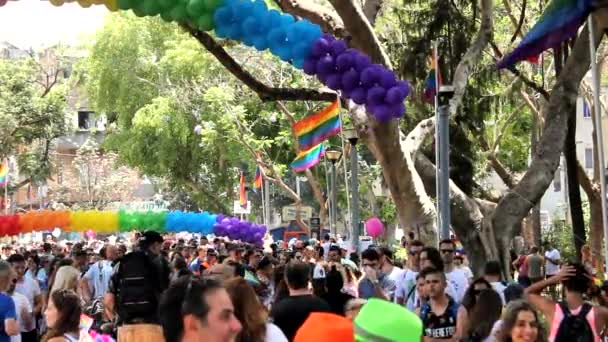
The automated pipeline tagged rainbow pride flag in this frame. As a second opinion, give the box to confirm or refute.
[423,54,442,103]
[291,144,325,173]
[253,165,263,189]
[239,172,247,209]
[497,0,594,69]
[293,101,341,151]
[0,160,8,187]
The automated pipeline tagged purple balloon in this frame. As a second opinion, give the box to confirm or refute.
[360,66,381,88]
[373,104,393,122]
[396,80,411,97]
[316,55,335,75]
[326,73,343,90]
[379,70,397,89]
[311,38,331,57]
[215,214,225,223]
[330,39,347,56]
[354,53,372,72]
[321,33,335,42]
[367,85,386,106]
[341,69,359,91]
[390,102,406,118]
[303,58,317,75]
[385,86,406,105]
[335,53,354,72]
[351,87,367,105]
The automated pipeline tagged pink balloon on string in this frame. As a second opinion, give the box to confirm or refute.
[365,217,384,238]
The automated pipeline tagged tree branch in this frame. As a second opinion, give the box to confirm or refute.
[327,0,391,67]
[449,0,494,115]
[362,0,384,25]
[577,161,600,200]
[273,0,346,37]
[184,26,337,102]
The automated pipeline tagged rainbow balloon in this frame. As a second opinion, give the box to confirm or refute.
[0,210,267,245]
[0,0,411,122]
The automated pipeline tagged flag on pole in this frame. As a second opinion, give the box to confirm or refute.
[496,0,594,69]
[291,144,326,173]
[293,101,341,151]
[0,160,8,187]
[239,171,247,209]
[423,54,442,103]
[253,165,263,189]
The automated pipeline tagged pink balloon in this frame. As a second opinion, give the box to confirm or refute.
[86,229,96,238]
[365,217,384,238]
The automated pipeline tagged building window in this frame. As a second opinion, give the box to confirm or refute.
[583,100,592,118]
[553,167,561,192]
[585,148,594,169]
[78,111,94,129]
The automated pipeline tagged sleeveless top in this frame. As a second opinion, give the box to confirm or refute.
[548,303,601,342]
[420,297,459,339]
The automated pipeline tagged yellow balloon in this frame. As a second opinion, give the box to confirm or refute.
[78,0,92,8]
[104,0,118,11]
[49,0,64,7]
[91,0,104,4]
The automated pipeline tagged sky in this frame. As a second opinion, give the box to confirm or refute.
[0,0,108,49]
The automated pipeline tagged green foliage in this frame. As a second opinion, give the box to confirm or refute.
[0,56,69,183]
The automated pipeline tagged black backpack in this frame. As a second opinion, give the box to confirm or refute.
[116,251,160,324]
[554,302,594,342]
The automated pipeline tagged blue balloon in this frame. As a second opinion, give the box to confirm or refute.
[292,42,311,61]
[292,58,304,69]
[242,16,258,34]
[275,45,292,61]
[213,6,233,25]
[267,9,282,27]
[252,35,268,51]
[267,28,286,45]
[214,24,230,38]
[226,23,243,40]
[233,0,254,21]
[279,13,295,27]
[251,0,267,15]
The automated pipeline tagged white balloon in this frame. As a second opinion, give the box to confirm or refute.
[52,228,61,238]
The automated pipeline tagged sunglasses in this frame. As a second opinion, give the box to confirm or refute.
[440,249,454,254]
[409,250,421,256]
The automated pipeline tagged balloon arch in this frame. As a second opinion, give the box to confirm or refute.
[0,0,413,242]
[0,210,267,245]
[0,0,411,121]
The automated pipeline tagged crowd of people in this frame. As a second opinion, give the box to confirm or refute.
[0,231,603,342]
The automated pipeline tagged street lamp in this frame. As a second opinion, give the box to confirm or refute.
[326,150,342,235]
[343,128,360,253]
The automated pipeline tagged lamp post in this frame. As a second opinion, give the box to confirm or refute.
[326,150,342,235]
[343,128,360,253]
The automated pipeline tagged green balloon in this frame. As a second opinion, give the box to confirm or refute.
[203,0,223,11]
[197,13,214,31]
[117,0,133,10]
[169,5,188,21]
[132,5,147,17]
[157,0,173,9]
[160,10,173,21]
[142,0,161,16]
[186,0,205,17]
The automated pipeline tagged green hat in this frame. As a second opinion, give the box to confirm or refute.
[354,298,423,342]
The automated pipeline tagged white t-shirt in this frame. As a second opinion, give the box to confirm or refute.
[445,269,468,303]
[490,281,507,305]
[395,269,418,311]
[15,275,40,310]
[321,242,331,261]
[384,267,404,301]
[545,249,561,275]
[83,260,113,299]
[460,266,474,280]
[11,291,32,337]
[266,322,288,342]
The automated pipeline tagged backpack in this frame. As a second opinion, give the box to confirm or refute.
[116,251,160,324]
[554,302,594,342]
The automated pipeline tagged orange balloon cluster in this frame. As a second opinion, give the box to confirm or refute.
[19,211,70,233]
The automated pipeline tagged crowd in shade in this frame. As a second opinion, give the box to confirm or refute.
[0,231,605,342]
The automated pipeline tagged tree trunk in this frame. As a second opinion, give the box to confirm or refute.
[565,99,586,261]
[590,197,604,272]
[530,105,542,247]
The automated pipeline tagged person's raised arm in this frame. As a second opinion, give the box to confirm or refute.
[525,265,575,323]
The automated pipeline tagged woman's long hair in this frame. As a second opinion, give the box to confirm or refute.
[499,300,545,342]
[465,289,502,340]
[225,278,267,342]
[42,289,81,342]
[461,277,492,311]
